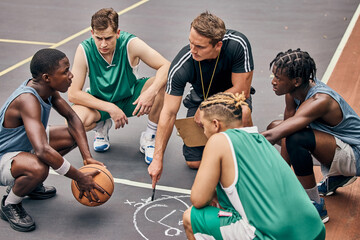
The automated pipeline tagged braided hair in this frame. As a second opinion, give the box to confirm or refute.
[270,49,317,86]
[199,92,248,124]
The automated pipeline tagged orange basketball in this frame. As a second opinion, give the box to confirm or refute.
[71,164,114,207]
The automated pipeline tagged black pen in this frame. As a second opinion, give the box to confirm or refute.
[151,186,156,201]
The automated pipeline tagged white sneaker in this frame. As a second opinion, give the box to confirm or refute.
[93,119,112,152]
[139,132,155,164]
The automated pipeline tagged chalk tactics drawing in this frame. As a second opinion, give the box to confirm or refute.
[126,195,191,240]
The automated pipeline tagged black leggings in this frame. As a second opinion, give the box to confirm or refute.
[286,128,316,176]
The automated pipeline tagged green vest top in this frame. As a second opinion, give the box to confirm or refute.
[217,128,325,239]
[81,31,138,102]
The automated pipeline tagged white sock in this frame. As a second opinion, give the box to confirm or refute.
[305,185,321,204]
[92,120,105,132]
[145,119,157,136]
[5,189,23,206]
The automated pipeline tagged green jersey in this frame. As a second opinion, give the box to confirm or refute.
[81,31,138,102]
[217,127,325,239]
[191,127,325,240]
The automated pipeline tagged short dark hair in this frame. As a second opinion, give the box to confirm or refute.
[270,48,317,87]
[30,48,66,79]
[191,11,226,46]
[91,8,118,33]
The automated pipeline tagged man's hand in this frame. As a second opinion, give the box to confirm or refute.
[76,170,105,203]
[148,159,163,188]
[132,89,156,117]
[83,157,105,166]
[108,104,128,129]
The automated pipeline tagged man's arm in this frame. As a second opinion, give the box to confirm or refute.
[20,94,66,170]
[226,71,254,98]
[278,94,297,164]
[68,45,124,125]
[148,94,182,188]
[128,38,170,116]
[262,94,333,144]
[190,134,223,208]
[52,91,102,166]
[15,93,104,202]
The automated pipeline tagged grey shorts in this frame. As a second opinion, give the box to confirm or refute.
[323,137,357,177]
[0,126,50,186]
[0,151,20,186]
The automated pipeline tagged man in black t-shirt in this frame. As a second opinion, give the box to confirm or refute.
[148,11,255,187]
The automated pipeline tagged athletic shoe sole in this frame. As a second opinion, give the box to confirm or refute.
[0,210,36,232]
[139,146,145,154]
[94,144,110,152]
[321,215,329,224]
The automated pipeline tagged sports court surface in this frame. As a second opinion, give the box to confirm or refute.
[0,0,359,239]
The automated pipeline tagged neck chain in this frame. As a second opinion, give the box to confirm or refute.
[199,49,221,101]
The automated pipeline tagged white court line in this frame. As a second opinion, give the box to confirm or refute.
[0,38,54,45]
[0,0,149,77]
[322,3,360,84]
[49,169,191,195]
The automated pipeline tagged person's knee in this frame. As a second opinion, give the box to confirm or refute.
[186,161,201,169]
[183,207,192,231]
[267,120,283,130]
[15,156,49,182]
[286,129,315,153]
[286,129,316,176]
[71,105,99,130]
[30,160,49,182]
[183,145,203,169]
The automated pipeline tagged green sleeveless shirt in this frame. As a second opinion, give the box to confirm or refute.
[81,31,138,102]
[217,128,325,239]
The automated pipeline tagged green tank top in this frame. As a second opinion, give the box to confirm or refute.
[81,31,138,102]
[218,128,325,239]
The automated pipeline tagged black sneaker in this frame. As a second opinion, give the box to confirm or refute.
[318,175,357,196]
[7,183,56,200]
[0,195,35,232]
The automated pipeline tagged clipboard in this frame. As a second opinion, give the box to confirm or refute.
[174,117,208,147]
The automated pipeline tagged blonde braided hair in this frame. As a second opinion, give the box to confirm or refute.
[199,92,248,123]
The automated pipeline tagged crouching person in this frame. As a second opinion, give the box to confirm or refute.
[183,92,325,240]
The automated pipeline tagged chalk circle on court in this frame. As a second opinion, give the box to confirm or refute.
[124,195,191,239]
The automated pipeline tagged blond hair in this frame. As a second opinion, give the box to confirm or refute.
[200,92,247,124]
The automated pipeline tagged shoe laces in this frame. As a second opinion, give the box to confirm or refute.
[11,203,27,218]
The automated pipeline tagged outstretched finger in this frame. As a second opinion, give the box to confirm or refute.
[137,105,146,117]
[82,190,93,202]
[78,191,84,200]
[132,97,140,116]
[89,189,100,202]
[94,183,106,194]
[90,169,101,177]
[132,104,140,116]
[150,173,160,189]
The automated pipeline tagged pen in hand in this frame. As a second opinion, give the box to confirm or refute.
[151,186,156,201]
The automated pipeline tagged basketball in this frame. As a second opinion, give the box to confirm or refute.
[71,164,114,207]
